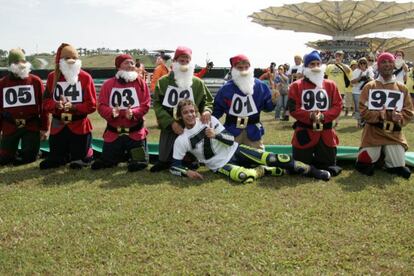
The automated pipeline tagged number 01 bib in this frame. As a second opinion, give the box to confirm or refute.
[228,94,258,117]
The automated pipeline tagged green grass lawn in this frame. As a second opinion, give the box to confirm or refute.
[1,111,414,274]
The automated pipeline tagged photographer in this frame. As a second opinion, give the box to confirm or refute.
[351,57,374,128]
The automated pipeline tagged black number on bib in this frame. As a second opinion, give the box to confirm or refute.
[189,127,214,160]
[167,88,179,106]
[111,89,135,107]
[65,85,80,101]
[54,84,80,101]
[315,90,327,109]
[303,90,315,110]
[5,87,32,105]
[388,92,401,108]
[180,90,190,100]
[122,89,135,106]
[231,97,253,115]
[370,90,386,108]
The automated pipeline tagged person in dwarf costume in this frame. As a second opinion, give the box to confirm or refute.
[170,99,331,183]
[151,46,214,172]
[40,43,97,169]
[355,52,414,179]
[0,48,49,165]
[287,50,343,176]
[213,54,276,150]
[91,54,150,171]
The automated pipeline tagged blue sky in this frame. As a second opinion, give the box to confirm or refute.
[1,0,413,67]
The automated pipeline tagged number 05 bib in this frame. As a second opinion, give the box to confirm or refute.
[2,85,36,108]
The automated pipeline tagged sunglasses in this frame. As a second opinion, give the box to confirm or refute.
[359,62,367,65]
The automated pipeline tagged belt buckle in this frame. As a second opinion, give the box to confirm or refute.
[61,113,72,124]
[383,120,394,133]
[15,119,26,128]
[236,117,248,129]
[117,127,129,135]
[313,122,323,131]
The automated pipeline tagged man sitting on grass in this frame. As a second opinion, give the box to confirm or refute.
[170,99,331,183]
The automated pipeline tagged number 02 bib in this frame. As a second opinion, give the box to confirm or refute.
[162,86,194,108]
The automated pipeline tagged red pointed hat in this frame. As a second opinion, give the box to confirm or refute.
[174,46,192,60]
[377,52,395,64]
[229,54,250,67]
[115,54,133,68]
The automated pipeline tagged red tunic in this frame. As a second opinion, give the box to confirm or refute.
[98,77,150,143]
[43,70,96,135]
[0,74,49,135]
[288,78,342,149]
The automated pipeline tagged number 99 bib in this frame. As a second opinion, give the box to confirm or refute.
[301,89,329,111]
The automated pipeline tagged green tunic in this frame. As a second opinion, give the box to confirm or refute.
[153,73,213,131]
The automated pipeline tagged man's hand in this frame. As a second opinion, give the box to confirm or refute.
[187,170,204,180]
[171,121,184,135]
[200,111,211,124]
[205,122,215,138]
[310,110,322,123]
[56,95,65,110]
[126,105,133,120]
[40,130,48,141]
[112,105,120,118]
[271,90,280,103]
[63,97,72,112]
[392,107,403,124]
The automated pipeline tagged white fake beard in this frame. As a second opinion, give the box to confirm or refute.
[303,65,326,88]
[59,58,82,85]
[172,62,195,89]
[394,57,404,69]
[231,67,254,95]
[9,62,31,79]
[116,70,138,82]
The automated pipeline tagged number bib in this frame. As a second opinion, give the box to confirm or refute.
[301,89,329,111]
[109,87,140,109]
[368,89,404,111]
[162,86,194,108]
[53,82,83,103]
[228,94,258,117]
[2,85,36,108]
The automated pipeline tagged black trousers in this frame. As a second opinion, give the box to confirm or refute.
[48,126,91,164]
[292,139,337,170]
[101,136,148,165]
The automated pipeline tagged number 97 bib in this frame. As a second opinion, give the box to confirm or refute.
[368,89,404,111]
[301,89,329,111]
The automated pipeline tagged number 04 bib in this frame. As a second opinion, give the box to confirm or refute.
[162,86,194,108]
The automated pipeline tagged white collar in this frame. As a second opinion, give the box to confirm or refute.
[376,75,396,84]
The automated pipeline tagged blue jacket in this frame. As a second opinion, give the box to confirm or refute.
[213,78,275,141]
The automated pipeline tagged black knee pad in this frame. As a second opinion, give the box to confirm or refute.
[387,167,411,179]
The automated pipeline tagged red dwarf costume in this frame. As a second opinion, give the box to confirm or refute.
[287,50,343,176]
[0,48,49,165]
[91,54,150,171]
[40,43,96,169]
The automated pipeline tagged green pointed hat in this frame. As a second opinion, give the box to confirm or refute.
[8,48,26,65]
